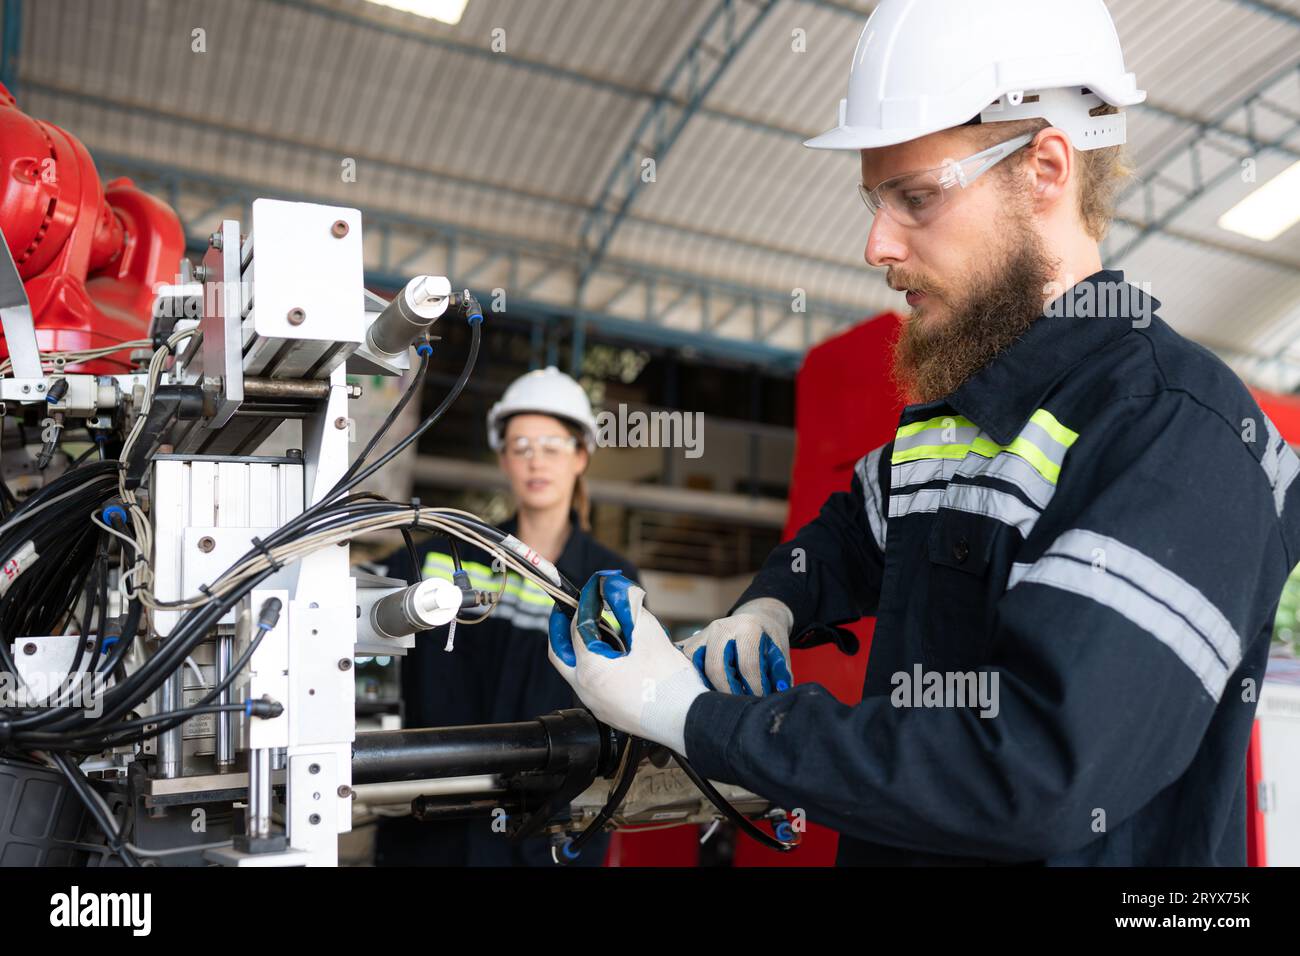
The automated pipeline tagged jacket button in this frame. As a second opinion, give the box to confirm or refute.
[952,537,970,563]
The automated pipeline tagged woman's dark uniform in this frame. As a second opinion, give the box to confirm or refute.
[374,512,637,866]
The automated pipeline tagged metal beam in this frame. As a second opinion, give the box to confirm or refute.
[1227,0,1300,28]
[24,81,871,288]
[1110,60,1300,263]
[94,151,838,370]
[1,0,21,93]
[577,0,779,280]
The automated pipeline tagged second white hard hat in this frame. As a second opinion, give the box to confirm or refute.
[486,366,598,452]
[805,0,1145,153]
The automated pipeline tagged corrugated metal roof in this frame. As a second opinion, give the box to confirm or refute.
[8,0,1300,379]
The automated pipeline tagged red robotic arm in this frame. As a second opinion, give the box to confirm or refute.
[0,82,184,373]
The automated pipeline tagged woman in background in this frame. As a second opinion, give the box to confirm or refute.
[374,367,636,867]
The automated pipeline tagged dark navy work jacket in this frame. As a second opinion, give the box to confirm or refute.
[683,270,1300,865]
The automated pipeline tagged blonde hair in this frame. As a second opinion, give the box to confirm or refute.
[965,105,1134,241]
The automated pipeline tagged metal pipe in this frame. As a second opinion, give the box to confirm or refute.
[157,670,183,779]
[241,378,334,400]
[248,747,271,840]
[351,775,503,807]
[351,722,552,784]
[215,634,234,772]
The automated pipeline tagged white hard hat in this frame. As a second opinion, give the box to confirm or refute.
[486,366,598,453]
[805,0,1145,153]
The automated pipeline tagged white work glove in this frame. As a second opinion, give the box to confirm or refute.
[676,597,795,696]
[548,571,707,756]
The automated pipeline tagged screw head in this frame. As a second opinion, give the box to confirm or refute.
[338,658,352,671]
[334,416,348,430]
[309,763,320,774]
[22,642,37,656]
[197,536,216,553]
[330,219,349,238]
[338,785,354,799]
[287,307,306,326]
[309,813,321,825]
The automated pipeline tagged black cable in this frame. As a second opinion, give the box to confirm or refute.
[561,737,648,862]
[50,751,138,866]
[673,751,797,852]
[328,319,480,500]
[334,348,431,490]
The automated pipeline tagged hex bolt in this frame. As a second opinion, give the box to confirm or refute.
[338,658,352,671]
[197,536,216,553]
[330,219,349,238]
[309,763,320,775]
[338,785,353,799]
[20,385,29,394]
[22,642,37,656]
[334,416,348,430]
[287,307,306,326]
[208,231,223,250]
[193,266,208,282]
[35,383,44,392]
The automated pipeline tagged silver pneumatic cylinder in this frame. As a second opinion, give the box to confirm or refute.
[366,275,451,357]
[370,577,464,639]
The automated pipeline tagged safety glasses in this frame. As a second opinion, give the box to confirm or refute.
[504,434,578,460]
[858,132,1036,227]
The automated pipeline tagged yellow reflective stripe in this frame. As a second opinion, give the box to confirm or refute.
[1029,408,1079,449]
[891,443,971,464]
[893,414,976,440]
[971,436,1061,485]
[888,410,1074,485]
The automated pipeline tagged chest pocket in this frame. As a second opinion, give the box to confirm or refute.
[924,504,999,671]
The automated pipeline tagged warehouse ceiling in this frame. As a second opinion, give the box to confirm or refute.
[6,0,1300,381]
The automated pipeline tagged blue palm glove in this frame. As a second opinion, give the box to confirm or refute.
[548,571,707,756]
[676,597,795,695]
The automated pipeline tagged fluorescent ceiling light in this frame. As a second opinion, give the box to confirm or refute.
[364,0,469,24]
[1218,159,1300,242]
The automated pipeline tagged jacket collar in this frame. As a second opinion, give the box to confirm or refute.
[920,269,1160,444]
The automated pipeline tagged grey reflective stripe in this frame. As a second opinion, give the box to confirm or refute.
[1261,415,1300,517]
[889,487,945,519]
[855,446,888,551]
[892,424,980,455]
[890,483,1041,537]
[1008,528,1240,701]
[1007,561,1033,588]
[491,602,550,633]
[956,442,1057,510]
[1017,420,1070,468]
[892,457,960,489]
[942,483,1041,537]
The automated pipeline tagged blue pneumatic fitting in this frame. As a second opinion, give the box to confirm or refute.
[774,820,794,842]
[101,505,128,527]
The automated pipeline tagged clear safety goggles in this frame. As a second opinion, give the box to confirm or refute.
[857,132,1036,227]
[504,434,578,460]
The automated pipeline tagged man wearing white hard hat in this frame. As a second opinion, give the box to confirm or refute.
[549,0,1300,864]
[376,367,636,866]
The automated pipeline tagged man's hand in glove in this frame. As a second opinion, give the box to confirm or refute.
[548,571,707,756]
[676,597,795,696]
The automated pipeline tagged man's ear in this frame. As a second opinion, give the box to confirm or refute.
[1026,127,1073,207]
